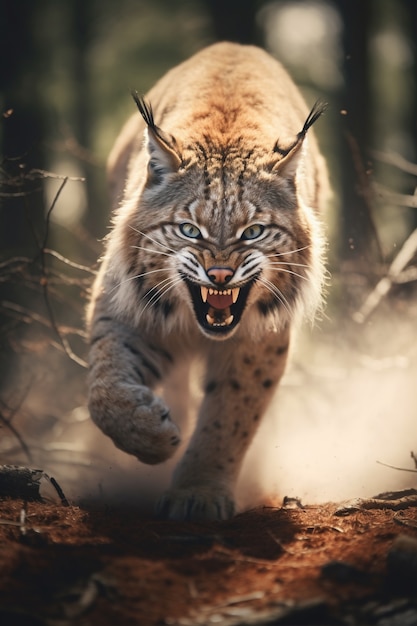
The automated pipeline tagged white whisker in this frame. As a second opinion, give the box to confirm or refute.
[144,275,176,302]
[267,267,308,281]
[137,280,182,322]
[128,225,177,255]
[110,267,170,294]
[267,259,309,267]
[138,276,183,320]
[136,280,173,320]
[148,277,184,308]
[257,276,292,316]
[265,245,310,258]
[130,245,173,258]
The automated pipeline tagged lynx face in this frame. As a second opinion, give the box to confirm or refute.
[117,97,326,340]
[142,173,312,339]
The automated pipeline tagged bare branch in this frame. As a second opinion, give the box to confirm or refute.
[0,187,43,198]
[353,228,417,323]
[55,123,104,167]
[0,256,33,270]
[0,300,86,339]
[28,168,85,182]
[41,177,68,252]
[43,248,96,274]
[374,183,417,209]
[0,168,85,186]
[0,411,33,463]
[32,177,89,368]
[58,337,88,368]
[373,150,417,176]
[392,266,417,284]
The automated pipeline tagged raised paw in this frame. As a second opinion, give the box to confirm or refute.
[88,380,181,464]
[156,486,235,522]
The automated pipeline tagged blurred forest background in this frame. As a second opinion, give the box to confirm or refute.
[0,0,416,504]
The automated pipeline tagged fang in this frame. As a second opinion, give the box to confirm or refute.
[205,313,234,327]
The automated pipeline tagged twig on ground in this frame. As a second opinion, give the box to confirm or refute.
[393,512,417,530]
[0,465,69,506]
[376,460,417,474]
[334,489,417,516]
[19,503,27,537]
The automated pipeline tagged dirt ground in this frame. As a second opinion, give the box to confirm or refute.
[0,492,417,626]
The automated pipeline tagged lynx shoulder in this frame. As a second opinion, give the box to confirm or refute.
[87,42,328,521]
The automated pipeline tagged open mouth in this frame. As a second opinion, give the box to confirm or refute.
[184,279,253,335]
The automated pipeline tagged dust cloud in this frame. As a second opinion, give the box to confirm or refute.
[54,306,417,513]
[238,311,417,509]
[2,305,415,513]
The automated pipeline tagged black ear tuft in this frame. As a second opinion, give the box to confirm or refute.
[274,100,328,158]
[132,91,162,140]
[131,90,181,184]
[299,99,328,138]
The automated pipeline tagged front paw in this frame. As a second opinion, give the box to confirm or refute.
[156,486,235,522]
[88,380,181,464]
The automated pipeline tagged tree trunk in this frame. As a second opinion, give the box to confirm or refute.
[0,0,46,256]
[336,0,382,266]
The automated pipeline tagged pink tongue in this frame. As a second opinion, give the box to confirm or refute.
[207,292,233,310]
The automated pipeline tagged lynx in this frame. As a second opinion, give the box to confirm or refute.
[87,42,328,521]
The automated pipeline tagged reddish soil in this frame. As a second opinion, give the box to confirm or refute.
[0,497,416,625]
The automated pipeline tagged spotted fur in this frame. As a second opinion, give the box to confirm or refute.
[87,42,328,521]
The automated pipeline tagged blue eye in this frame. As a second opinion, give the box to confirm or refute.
[241,224,265,240]
[179,223,202,239]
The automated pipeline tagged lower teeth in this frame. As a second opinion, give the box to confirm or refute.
[206,313,234,327]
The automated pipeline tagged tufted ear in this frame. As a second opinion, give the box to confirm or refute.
[132,91,181,184]
[272,100,327,179]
